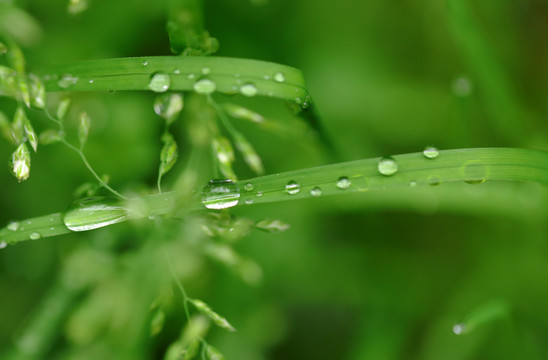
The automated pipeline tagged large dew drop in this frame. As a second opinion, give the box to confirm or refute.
[63,198,129,231]
[336,177,351,190]
[377,157,398,176]
[240,83,258,97]
[7,221,20,231]
[58,75,78,89]
[0,241,7,249]
[273,72,285,83]
[193,79,216,94]
[29,232,41,240]
[149,72,171,93]
[285,181,300,195]
[423,146,439,159]
[310,187,322,197]
[453,323,466,335]
[201,179,240,209]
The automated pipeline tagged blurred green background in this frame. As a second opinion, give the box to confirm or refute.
[1,0,548,359]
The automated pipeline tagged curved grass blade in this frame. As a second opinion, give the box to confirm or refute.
[1,147,547,246]
[42,56,309,104]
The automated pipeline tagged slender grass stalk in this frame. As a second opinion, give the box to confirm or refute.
[1,147,547,246]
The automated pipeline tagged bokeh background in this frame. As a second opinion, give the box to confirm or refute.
[1,0,548,359]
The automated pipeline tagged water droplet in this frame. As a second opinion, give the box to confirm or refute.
[453,323,466,335]
[0,241,7,249]
[29,232,41,240]
[310,187,322,197]
[409,181,418,187]
[336,177,351,190]
[452,77,472,97]
[423,146,439,159]
[427,175,441,186]
[49,227,55,231]
[234,73,241,78]
[273,72,285,83]
[7,221,20,231]
[63,198,128,231]
[256,191,263,197]
[462,160,488,184]
[148,72,171,93]
[244,183,254,191]
[240,83,258,97]
[201,180,240,209]
[58,75,78,89]
[245,198,254,205]
[188,73,196,79]
[201,67,211,75]
[154,93,183,121]
[193,79,216,94]
[285,181,300,195]
[142,60,149,66]
[173,69,181,75]
[378,157,398,176]
[88,79,94,84]
[263,75,270,80]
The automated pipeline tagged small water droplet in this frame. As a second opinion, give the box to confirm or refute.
[142,60,149,66]
[263,75,270,80]
[193,79,216,94]
[240,83,258,97]
[244,183,254,191]
[423,146,439,159]
[274,72,285,83]
[149,72,171,93]
[49,217,55,222]
[452,77,472,97]
[378,157,398,176]
[50,227,55,231]
[201,67,211,75]
[285,181,300,195]
[173,69,181,75]
[58,75,78,89]
[453,323,466,335]
[428,175,441,186]
[7,221,20,231]
[462,160,488,184]
[0,241,7,249]
[409,181,418,187]
[63,198,128,231]
[188,73,196,79]
[245,198,254,205]
[201,180,240,209]
[234,73,241,78]
[256,191,263,197]
[88,79,94,84]
[336,177,351,190]
[26,221,31,225]
[310,187,322,197]
[29,232,41,240]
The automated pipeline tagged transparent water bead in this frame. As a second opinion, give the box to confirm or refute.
[240,83,258,97]
[310,187,322,197]
[423,146,439,159]
[29,232,41,240]
[142,60,149,66]
[462,160,488,185]
[377,157,398,176]
[245,198,254,205]
[285,181,301,195]
[244,183,254,191]
[201,179,240,209]
[193,79,216,94]
[7,221,20,231]
[58,75,78,89]
[453,323,466,335]
[201,67,211,75]
[149,72,171,93]
[154,93,183,121]
[0,241,7,249]
[452,77,472,97]
[427,175,441,186]
[63,198,128,231]
[336,177,351,190]
[273,72,285,83]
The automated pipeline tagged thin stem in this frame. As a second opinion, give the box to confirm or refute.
[165,247,192,321]
[206,95,239,138]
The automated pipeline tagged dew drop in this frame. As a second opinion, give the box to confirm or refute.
[7,221,20,231]
[310,187,322,197]
[273,72,285,83]
[244,183,254,191]
[285,181,300,195]
[193,78,216,94]
[0,241,6,249]
[63,198,128,231]
[423,146,439,159]
[336,177,351,190]
[427,175,441,186]
[453,323,466,335]
[201,67,211,75]
[142,60,149,66]
[29,232,41,240]
[173,69,181,75]
[240,83,258,97]
[378,157,398,176]
[256,191,263,197]
[462,160,488,185]
[409,181,418,187]
[245,198,254,205]
[201,180,240,209]
[263,75,270,80]
[452,77,472,97]
[154,93,184,120]
[58,75,78,89]
[188,73,196,79]
[148,72,171,93]
[88,79,94,84]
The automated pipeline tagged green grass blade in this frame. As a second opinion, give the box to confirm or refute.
[42,56,309,104]
[2,147,547,246]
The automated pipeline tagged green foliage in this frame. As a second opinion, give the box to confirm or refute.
[1,1,547,359]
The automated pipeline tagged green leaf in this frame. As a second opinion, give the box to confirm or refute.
[212,136,236,180]
[39,129,63,145]
[24,117,38,152]
[255,219,290,233]
[232,131,264,175]
[159,133,179,178]
[56,97,71,120]
[11,106,27,144]
[78,111,91,147]
[190,299,236,332]
[0,110,14,144]
[10,142,31,182]
[29,73,46,109]
[222,103,264,124]
[68,0,89,15]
